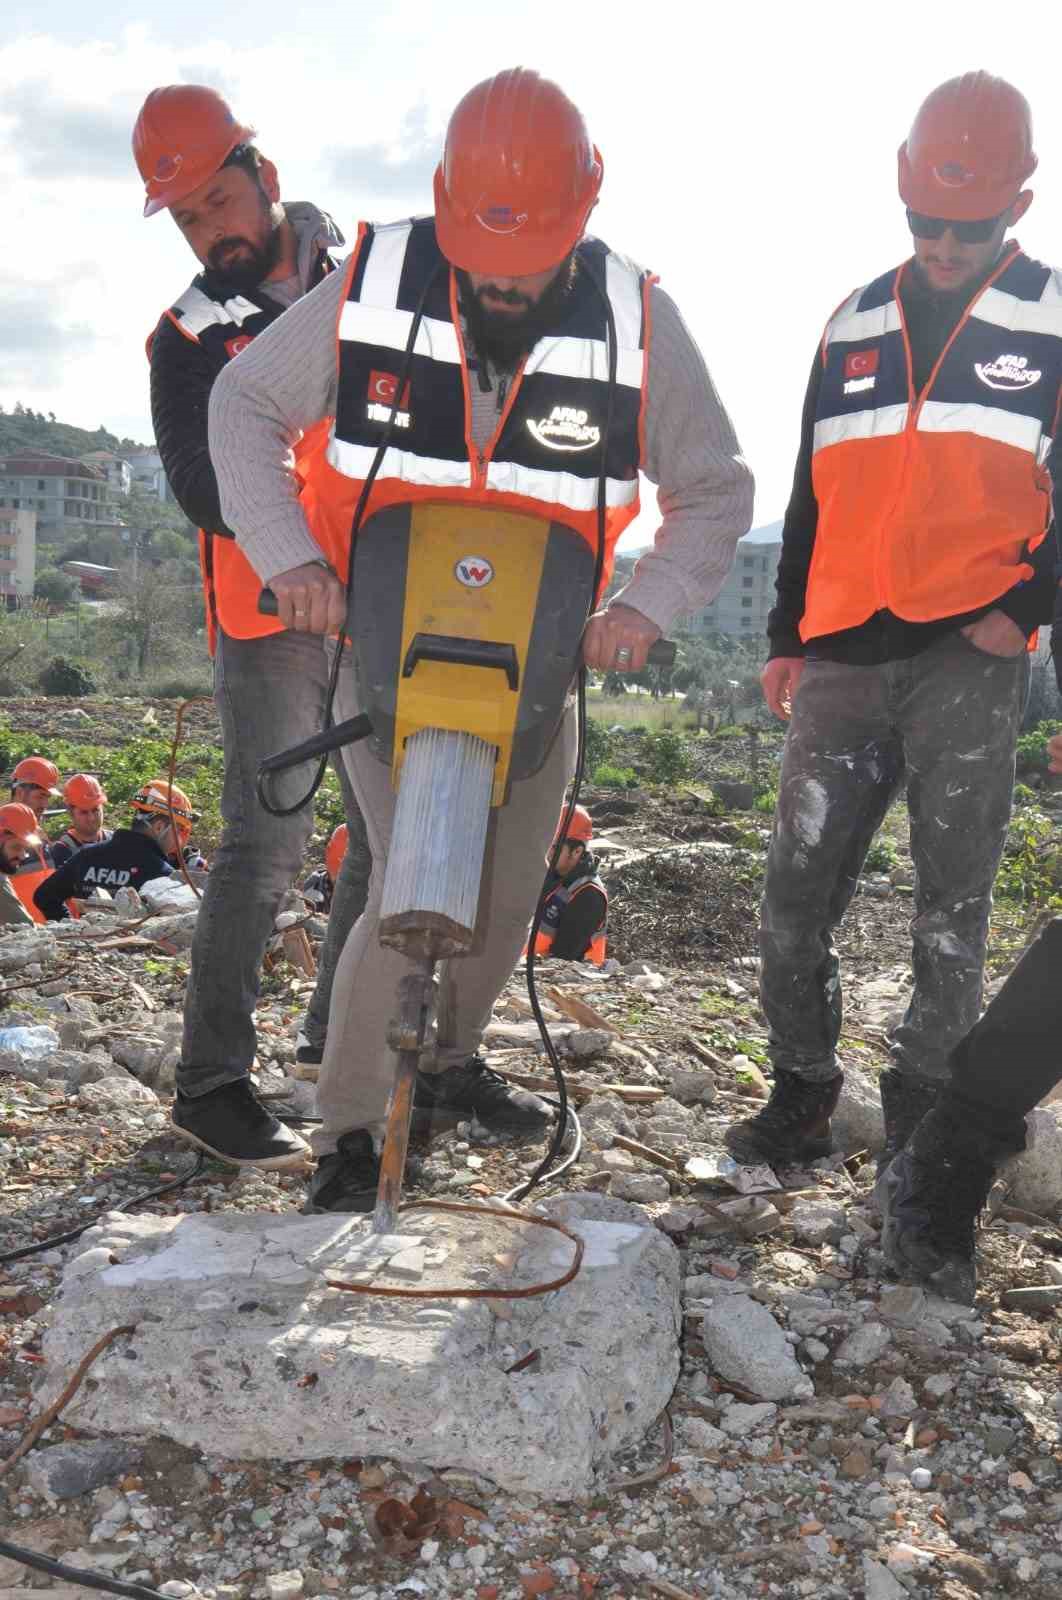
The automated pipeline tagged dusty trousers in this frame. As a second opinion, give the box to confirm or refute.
[759,631,1028,1086]
[178,628,370,1096]
[312,652,576,1157]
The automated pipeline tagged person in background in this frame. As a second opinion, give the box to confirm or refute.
[0,805,45,927]
[302,823,348,916]
[51,774,112,867]
[10,757,61,823]
[533,804,607,964]
[34,781,195,921]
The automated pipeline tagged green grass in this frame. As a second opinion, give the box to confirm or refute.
[587,694,699,731]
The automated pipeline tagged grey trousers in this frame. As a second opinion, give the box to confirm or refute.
[312,654,576,1156]
[759,632,1028,1086]
[178,628,370,1096]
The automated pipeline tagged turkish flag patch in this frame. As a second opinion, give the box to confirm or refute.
[844,348,880,379]
[224,335,253,359]
[368,370,411,407]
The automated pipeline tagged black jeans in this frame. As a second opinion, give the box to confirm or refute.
[760,632,1029,1085]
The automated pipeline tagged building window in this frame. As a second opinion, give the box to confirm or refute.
[741,615,752,626]
[37,479,45,491]
[741,596,753,608]
[742,576,753,587]
[742,555,754,567]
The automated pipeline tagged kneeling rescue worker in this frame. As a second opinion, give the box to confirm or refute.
[34,781,197,921]
[534,804,607,964]
[207,66,753,1210]
[8,758,60,921]
[0,805,46,927]
[52,774,112,867]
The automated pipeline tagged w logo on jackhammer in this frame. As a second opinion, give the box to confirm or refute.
[455,556,494,589]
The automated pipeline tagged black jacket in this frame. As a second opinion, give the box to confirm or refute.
[34,829,173,921]
[540,852,607,960]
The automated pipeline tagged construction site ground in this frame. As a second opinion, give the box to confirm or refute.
[2,698,1061,1600]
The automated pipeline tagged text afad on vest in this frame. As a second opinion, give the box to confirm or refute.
[975,353,1042,391]
[527,406,601,452]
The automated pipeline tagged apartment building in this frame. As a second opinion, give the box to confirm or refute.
[0,506,38,603]
[0,453,124,539]
[684,520,783,639]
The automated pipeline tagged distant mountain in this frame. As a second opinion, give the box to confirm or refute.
[0,405,150,462]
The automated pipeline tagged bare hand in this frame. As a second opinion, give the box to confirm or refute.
[1048,733,1062,775]
[761,656,804,719]
[960,609,1027,658]
[270,562,346,634]
[582,603,662,673]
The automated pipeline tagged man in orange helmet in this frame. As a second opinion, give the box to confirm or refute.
[134,85,371,1170]
[52,774,112,867]
[0,805,46,927]
[10,757,61,823]
[533,804,608,965]
[208,66,753,1210]
[35,781,195,921]
[728,73,1061,1182]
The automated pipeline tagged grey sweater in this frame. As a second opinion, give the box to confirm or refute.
[207,248,754,633]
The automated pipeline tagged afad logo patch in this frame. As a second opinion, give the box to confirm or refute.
[527,405,600,452]
[974,353,1042,392]
[366,370,412,428]
[843,348,879,395]
[455,555,494,589]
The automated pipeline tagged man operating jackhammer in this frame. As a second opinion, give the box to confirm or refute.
[207,66,754,1212]
[727,72,1062,1176]
[135,85,372,1169]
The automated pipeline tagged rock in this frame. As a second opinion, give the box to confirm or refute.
[22,1439,140,1501]
[910,1467,932,1490]
[878,1377,918,1418]
[46,1049,110,1089]
[878,1285,927,1328]
[0,926,57,974]
[611,1173,671,1205]
[1007,1106,1062,1213]
[37,1196,680,1500]
[862,1556,908,1600]
[578,1096,633,1148]
[265,1572,304,1600]
[1001,1286,1062,1312]
[983,1424,1017,1456]
[78,1076,160,1111]
[834,1323,892,1368]
[787,1201,848,1248]
[700,1294,813,1402]
[840,1450,871,1479]
[831,1062,885,1155]
[719,1401,776,1434]
[145,910,200,951]
[713,779,755,811]
[679,1416,727,1452]
[923,1373,956,1400]
[111,1035,166,1084]
[666,1068,717,1106]
[566,1029,612,1059]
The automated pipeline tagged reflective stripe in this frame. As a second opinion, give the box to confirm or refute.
[486,458,638,510]
[917,399,1046,457]
[813,403,908,452]
[973,282,1062,338]
[827,300,902,346]
[526,334,643,389]
[173,285,264,336]
[338,303,462,363]
[605,250,645,349]
[327,433,472,488]
[358,221,413,310]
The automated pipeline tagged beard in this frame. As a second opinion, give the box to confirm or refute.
[206,201,282,293]
[0,855,18,875]
[457,257,577,373]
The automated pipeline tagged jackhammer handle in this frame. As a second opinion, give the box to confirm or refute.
[258,588,279,615]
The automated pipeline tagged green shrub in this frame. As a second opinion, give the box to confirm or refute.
[713,724,745,739]
[643,729,692,786]
[864,835,899,874]
[38,656,98,697]
[584,717,614,773]
[593,762,638,789]
[1012,782,1038,806]
[754,787,778,814]
[996,809,1062,905]
[1016,721,1062,776]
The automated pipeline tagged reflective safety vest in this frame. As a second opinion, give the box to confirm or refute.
[533,869,608,966]
[300,217,654,593]
[152,274,333,652]
[11,843,53,925]
[804,243,1062,641]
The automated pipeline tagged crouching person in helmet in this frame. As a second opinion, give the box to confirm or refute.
[533,804,607,965]
[7,758,60,922]
[0,805,48,927]
[34,781,196,921]
[52,774,112,867]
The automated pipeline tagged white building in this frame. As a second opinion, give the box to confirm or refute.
[126,448,174,504]
[684,520,783,640]
[0,506,38,604]
[81,450,133,496]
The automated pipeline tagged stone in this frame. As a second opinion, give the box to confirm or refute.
[719,1401,776,1434]
[679,1416,727,1452]
[878,1377,917,1418]
[144,910,200,951]
[700,1294,814,1402]
[578,1096,632,1148]
[265,1572,304,1600]
[840,1450,871,1479]
[923,1374,956,1400]
[878,1285,927,1328]
[77,1076,159,1111]
[910,1467,932,1490]
[862,1556,908,1600]
[0,926,57,974]
[37,1195,680,1501]
[566,1029,612,1060]
[713,779,755,810]
[22,1439,140,1501]
[666,1068,717,1106]
[46,1049,110,1089]
[1006,1106,1062,1213]
[1001,1286,1062,1312]
[831,1063,885,1155]
[111,1035,166,1084]
[787,1201,848,1248]
[834,1323,892,1368]
[611,1173,671,1205]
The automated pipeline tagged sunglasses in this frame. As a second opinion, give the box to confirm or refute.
[907,208,1005,244]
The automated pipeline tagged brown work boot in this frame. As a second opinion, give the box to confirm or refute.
[724,1069,843,1167]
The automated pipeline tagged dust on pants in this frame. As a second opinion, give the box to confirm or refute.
[759,631,1028,1085]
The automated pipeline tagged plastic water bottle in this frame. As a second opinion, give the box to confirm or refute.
[0,1024,60,1058]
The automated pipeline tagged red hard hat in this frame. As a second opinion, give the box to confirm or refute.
[11,757,60,795]
[553,803,593,847]
[64,773,107,808]
[898,72,1037,221]
[0,803,42,848]
[131,780,198,840]
[433,67,603,275]
[325,823,348,882]
[133,85,255,218]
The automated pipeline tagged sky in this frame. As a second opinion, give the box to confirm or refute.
[2,2,1059,550]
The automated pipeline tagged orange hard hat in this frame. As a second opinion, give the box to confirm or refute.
[553,803,593,848]
[11,757,60,795]
[898,72,1037,221]
[64,773,107,809]
[433,67,603,275]
[325,822,348,882]
[0,803,42,848]
[131,780,198,839]
[133,85,255,218]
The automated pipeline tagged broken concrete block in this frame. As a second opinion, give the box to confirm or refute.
[832,1062,885,1155]
[1006,1106,1062,1214]
[22,1439,140,1501]
[700,1294,813,1401]
[787,1201,848,1248]
[77,1075,159,1111]
[611,1172,671,1205]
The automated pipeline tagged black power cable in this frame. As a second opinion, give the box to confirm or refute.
[0,1154,207,1267]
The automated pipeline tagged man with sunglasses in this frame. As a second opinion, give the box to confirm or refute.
[728,73,1062,1183]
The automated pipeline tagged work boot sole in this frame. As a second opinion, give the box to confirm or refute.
[170,1114,311,1171]
[723,1127,833,1168]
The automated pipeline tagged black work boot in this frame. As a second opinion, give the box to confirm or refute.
[878,1107,1011,1304]
[413,1056,553,1142]
[171,1079,310,1170]
[876,1068,939,1179]
[305,1131,381,1213]
[724,1070,843,1167]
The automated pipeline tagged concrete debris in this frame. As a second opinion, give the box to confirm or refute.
[1006,1105,1062,1213]
[833,1321,892,1368]
[21,1439,141,1502]
[699,1294,814,1401]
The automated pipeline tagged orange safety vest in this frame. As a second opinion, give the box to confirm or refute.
[803,243,1062,642]
[11,844,53,925]
[300,218,653,593]
[532,870,608,966]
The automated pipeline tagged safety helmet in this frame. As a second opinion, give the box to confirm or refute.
[131,780,198,840]
[133,85,255,218]
[0,802,41,848]
[63,773,107,809]
[553,803,593,849]
[898,72,1037,221]
[11,757,61,796]
[433,67,603,275]
[325,822,348,883]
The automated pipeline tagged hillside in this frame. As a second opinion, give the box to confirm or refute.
[0,403,149,462]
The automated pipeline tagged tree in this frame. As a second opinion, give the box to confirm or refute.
[106,558,202,677]
[34,568,79,612]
